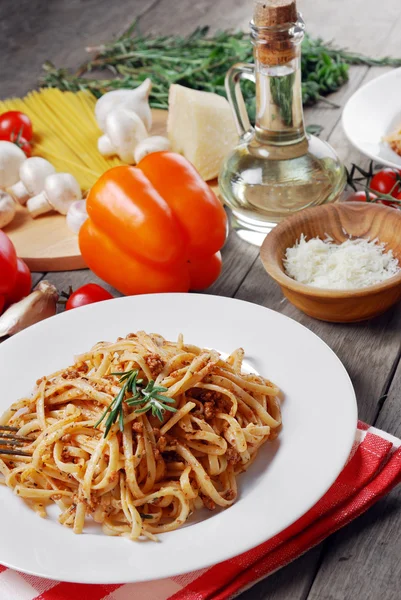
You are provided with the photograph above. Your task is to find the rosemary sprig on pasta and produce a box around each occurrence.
[95,369,177,436]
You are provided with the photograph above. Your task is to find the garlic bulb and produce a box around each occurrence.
[66,200,88,234]
[97,107,148,163]
[134,136,171,164]
[0,281,58,337]
[95,79,152,131]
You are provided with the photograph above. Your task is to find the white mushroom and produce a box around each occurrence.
[134,136,171,164]
[27,173,82,218]
[66,200,88,234]
[98,106,148,163]
[8,157,56,205]
[95,78,152,131]
[0,191,16,228]
[0,141,26,188]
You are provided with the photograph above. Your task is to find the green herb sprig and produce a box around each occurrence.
[41,23,401,119]
[94,369,177,437]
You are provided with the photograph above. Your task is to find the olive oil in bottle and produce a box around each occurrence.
[219,0,346,245]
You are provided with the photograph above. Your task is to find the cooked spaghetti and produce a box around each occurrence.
[383,121,401,157]
[0,331,281,541]
[0,89,123,191]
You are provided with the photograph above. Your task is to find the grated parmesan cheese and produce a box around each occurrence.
[284,234,400,290]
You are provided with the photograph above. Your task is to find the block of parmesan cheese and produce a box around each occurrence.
[167,84,238,181]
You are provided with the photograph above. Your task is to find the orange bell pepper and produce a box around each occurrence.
[79,152,227,296]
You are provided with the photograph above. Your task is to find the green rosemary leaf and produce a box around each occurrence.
[153,394,175,403]
[40,23,401,114]
[134,404,151,414]
[126,397,146,406]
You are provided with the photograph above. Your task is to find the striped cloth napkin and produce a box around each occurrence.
[1,420,400,600]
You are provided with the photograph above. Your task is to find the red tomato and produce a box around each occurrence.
[5,258,31,306]
[0,231,17,295]
[65,283,114,310]
[370,169,401,197]
[0,295,5,315]
[346,191,377,202]
[189,252,222,290]
[0,111,33,141]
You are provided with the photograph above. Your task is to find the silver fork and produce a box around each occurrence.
[0,425,33,457]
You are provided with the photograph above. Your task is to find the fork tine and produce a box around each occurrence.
[0,448,32,457]
[0,433,34,442]
[0,439,25,447]
[0,425,19,432]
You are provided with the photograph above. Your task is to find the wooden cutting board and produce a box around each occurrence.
[5,109,219,272]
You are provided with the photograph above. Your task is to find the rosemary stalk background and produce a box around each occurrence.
[41,24,401,121]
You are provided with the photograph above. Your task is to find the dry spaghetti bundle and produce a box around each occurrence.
[0,89,123,190]
[0,331,281,541]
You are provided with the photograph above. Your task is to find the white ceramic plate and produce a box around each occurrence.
[0,294,357,584]
[342,67,401,168]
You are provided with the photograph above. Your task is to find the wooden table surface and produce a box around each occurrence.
[2,0,401,598]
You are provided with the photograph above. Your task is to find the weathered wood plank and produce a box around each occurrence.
[0,0,161,98]
[301,10,401,600]
[31,272,44,288]
[304,360,401,600]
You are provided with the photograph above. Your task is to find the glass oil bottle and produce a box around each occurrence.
[219,0,346,245]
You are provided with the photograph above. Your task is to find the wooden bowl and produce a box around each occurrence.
[260,202,401,322]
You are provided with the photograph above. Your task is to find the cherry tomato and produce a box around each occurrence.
[65,283,114,310]
[370,169,401,197]
[5,258,31,306]
[0,111,33,141]
[0,231,17,295]
[346,191,378,202]
[188,252,222,290]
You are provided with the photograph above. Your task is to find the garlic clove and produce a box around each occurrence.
[103,106,148,163]
[8,157,56,205]
[0,280,58,337]
[66,200,88,234]
[134,136,171,164]
[98,134,115,157]
[0,191,17,229]
[95,78,153,131]
[0,141,26,188]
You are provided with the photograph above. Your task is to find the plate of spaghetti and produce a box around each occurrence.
[0,293,357,583]
[343,67,401,169]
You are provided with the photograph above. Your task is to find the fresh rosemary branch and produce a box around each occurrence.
[126,379,177,422]
[41,24,401,117]
[94,369,176,437]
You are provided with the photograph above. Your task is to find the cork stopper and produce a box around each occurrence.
[253,0,297,28]
[252,0,299,66]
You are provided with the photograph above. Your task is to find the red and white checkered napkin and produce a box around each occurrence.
[2,420,401,600]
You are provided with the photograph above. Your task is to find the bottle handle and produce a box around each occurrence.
[225,63,255,142]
